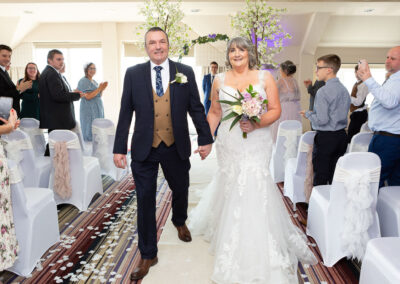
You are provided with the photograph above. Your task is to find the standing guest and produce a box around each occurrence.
[347,64,369,143]
[77,63,108,141]
[18,62,40,120]
[301,54,351,186]
[0,108,20,272]
[270,60,302,142]
[113,27,213,281]
[357,46,400,187]
[202,61,218,114]
[39,49,84,156]
[0,44,32,117]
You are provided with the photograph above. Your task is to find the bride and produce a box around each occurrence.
[188,37,317,284]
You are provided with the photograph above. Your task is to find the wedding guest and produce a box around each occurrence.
[0,109,20,272]
[348,64,369,143]
[18,62,40,120]
[304,79,325,111]
[301,54,350,186]
[77,62,108,141]
[357,46,400,187]
[270,60,302,142]
[202,61,218,114]
[0,44,32,117]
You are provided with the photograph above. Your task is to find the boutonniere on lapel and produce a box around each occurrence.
[171,67,188,84]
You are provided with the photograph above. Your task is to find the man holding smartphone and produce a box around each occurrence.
[357,46,400,187]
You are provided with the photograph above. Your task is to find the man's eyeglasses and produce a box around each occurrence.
[316,65,332,71]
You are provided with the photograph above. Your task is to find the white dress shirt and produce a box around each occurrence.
[0,65,5,72]
[150,59,170,93]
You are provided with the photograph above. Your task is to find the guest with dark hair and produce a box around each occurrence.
[18,62,40,120]
[202,61,218,114]
[271,60,302,141]
[301,54,351,186]
[0,44,32,117]
[77,62,107,141]
[347,64,369,143]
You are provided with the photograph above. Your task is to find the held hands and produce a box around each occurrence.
[113,154,127,169]
[239,120,257,134]
[17,80,33,93]
[99,81,108,92]
[303,79,312,88]
[299,110,307,118]
[194,144,212,160]
[0,109,19,131]
[356,59,372,81]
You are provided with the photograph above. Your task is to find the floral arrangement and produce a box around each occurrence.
[182,34,230,56]
[218,84,268,138]
[137,0,191,58]
[231,0,291,67]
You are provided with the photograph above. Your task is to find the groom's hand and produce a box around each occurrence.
[113,154,127,169]
[194,144,212,160]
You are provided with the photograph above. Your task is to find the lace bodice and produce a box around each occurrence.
[277,76,301,102]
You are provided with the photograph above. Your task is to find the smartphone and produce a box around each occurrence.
[0,97,12,120]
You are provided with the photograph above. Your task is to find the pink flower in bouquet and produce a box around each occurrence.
[243,92,252,102]
[242,98,262,117]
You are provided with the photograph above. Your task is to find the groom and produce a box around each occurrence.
[113,27,213,280]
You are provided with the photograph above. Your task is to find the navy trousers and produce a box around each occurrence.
[368,134,400,188]
[131,142,190,259]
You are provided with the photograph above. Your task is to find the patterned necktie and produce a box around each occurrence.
[154,66,164,97]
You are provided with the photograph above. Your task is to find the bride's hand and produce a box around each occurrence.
[239,120,257,133]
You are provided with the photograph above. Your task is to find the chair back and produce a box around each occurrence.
[71,121,86,152]
[19,118,46,156]
[295,131,316,176]
[349,132,373,152]
[92,118,115,159]
[360,121,372,133]
[8,159,29,217]
[3,129,38,187]
[49,130,84,194]
[328,152,381,259]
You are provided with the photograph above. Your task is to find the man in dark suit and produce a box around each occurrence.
[202,61,218,114]
[0,44,32,117]
[39,49,83,155]
[113,27,213,280]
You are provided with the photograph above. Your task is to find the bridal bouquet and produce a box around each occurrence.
[218,84,268,138]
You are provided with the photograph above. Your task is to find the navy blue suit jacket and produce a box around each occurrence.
[202,73,212,113]
[113,59,213,162]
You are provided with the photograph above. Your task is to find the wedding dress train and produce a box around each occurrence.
[188,71,317,284]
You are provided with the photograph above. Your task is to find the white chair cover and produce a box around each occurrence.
[48,130,103,211]
[270,120,302,183]
[306,152,381,266]
[71,121,92,156]
[348,132,373,153]
[7,159,60,277]
[360,121,372,133]
[377,186,400,237]
[283,131,316,210]
[2,129,51,188]
[360,237,400,284]
[19,118,46,157]
[92,118,128,181]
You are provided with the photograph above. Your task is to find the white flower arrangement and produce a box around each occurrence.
[171,72,188,84]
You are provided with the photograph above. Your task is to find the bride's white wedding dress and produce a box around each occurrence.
[188,71,317,284]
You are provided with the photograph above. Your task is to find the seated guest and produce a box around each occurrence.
[18,62,40,120]
[357,46,400,187]
[348,64,369,143]
[301,54,351,186]
[77,62,108,141]
[0,44,32,118]
[271,60,302,142]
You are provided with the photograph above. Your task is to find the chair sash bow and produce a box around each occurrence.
[92,125,115,171]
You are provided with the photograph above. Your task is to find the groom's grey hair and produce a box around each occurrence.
[225,37,257,70]
[144,27,169,46]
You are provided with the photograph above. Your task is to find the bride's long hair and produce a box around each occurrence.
[225,37,257,70]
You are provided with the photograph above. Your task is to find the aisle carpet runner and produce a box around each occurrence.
[278,183,360,284]
[0,174,172,284]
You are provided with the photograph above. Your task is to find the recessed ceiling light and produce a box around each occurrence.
[191,9,201,13]
[23,10,33,14]
[363,8,374,13]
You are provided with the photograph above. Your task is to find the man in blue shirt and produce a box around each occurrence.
[357,46,400,187]
[301,54,351,185]
[202,61,218,114]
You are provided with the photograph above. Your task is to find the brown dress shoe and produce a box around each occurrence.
[175,224,192,242]
[130,256,158,280]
